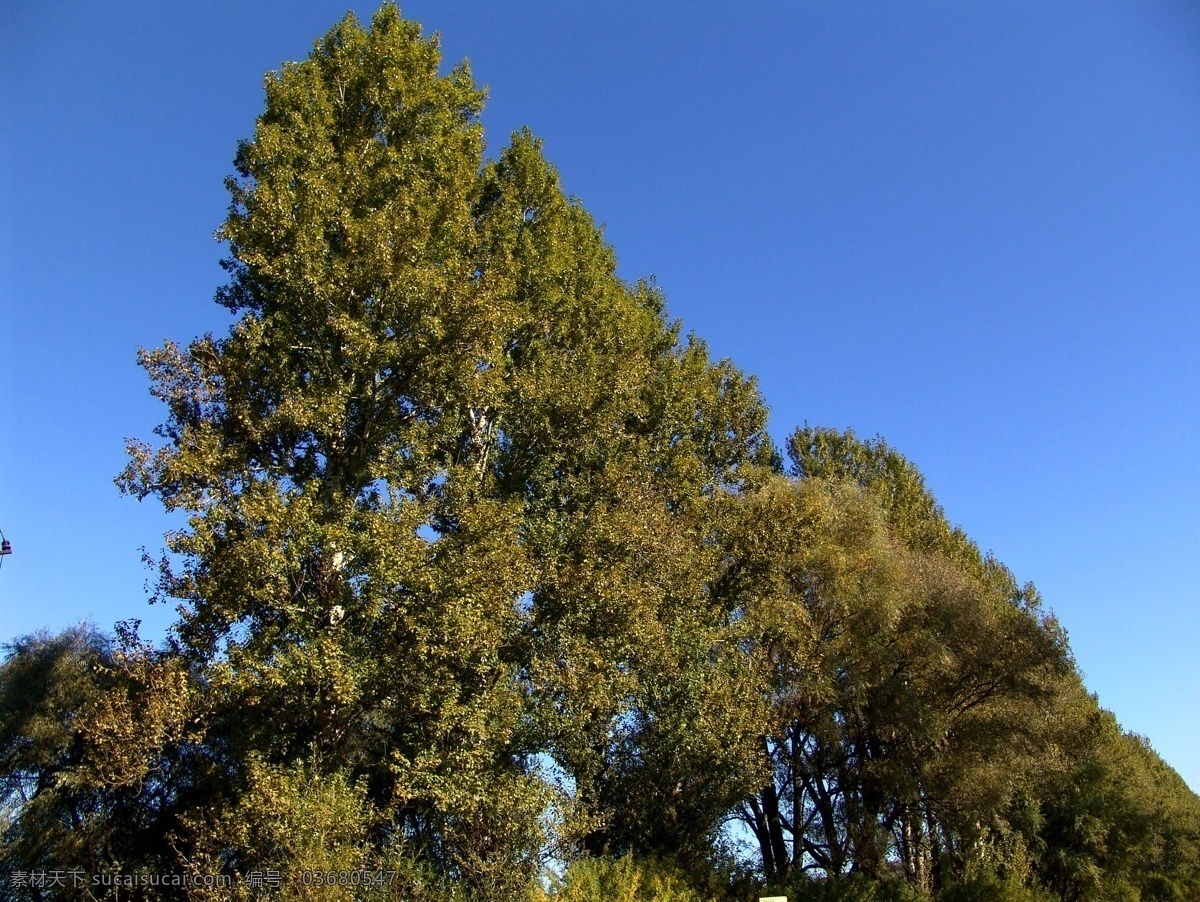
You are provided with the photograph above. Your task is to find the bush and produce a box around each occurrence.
[762,873,923,902]
[936,873,1055,902]
[539,854,707,902]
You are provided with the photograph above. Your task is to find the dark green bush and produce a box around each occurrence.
[936,873,1055,902]
[538,854,707,902]
[763,873,923,902]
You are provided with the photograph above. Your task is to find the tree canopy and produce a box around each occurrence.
[2,6,1197,901]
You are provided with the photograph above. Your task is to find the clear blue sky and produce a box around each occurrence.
[2,2,1197,790]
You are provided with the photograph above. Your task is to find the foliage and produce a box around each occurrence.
[935,872,1055,902]
[1,6,1198,902]
[718,459,1074,887]
[764,872,923,902]
[537,854,706,902]
[1030,697,1200,901]
[186,760,375,897]
[0,623,200,884]
[115,2,768,896]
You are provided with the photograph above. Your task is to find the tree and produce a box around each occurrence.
[719,431,1074,890]
[0,622,199,884]
[1031,691,1200,901]
[116,4,773,894]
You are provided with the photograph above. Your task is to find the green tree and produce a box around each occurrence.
[1031,691,1200,901]
[720,431,1073,890]
[117,4,772,894]
[0,622,200,885]
[472,125,773,864]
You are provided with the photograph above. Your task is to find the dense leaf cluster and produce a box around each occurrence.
[2,7,1197,900]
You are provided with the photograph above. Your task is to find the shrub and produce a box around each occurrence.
[763,873,923,902]
[539,854,707,902]
[936,872,1056,902]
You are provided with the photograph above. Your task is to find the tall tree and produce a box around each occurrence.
[471,128,774,860]
[1030,688,1200,902]
[116,4,773,892]
[720,431,1074,889]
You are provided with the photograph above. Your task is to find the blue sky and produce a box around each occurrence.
[2,2,1197,790]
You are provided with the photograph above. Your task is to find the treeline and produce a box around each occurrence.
[2,7,1197,900]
